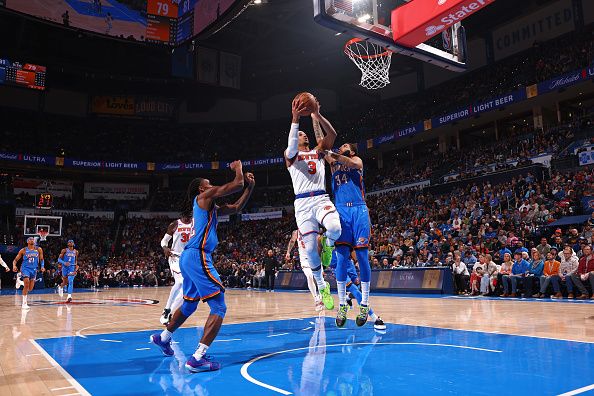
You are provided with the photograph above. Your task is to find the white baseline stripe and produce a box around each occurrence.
[558,383,594,396]
[99,339,122,343]
[267,333,289,338]
[214,338,242,342]
[51,386,75,391]
[136,347,151,351]
[240,342,501,395]
[30,339,91,396]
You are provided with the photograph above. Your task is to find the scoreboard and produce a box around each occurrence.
[36,193,53,210]
[146,0,179,45]
[0,58,46,90]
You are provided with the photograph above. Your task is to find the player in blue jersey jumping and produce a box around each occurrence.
[151,160,255,373]
[57,240,79,303]
[325,142,375,328]
[12,237,45,310]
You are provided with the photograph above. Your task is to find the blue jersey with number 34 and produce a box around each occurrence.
[331,162,365,206]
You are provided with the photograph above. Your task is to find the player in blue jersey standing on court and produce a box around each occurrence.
[12,237,45,310]
[325,142,374,327]
[57,240,78,303]
[151,160,255,373]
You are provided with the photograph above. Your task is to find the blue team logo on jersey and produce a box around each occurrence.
[357,237,368,245]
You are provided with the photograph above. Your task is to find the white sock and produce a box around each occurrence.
[361,281,370,306]
[312,268,326,291]
[160,329,172,342]
[370,311,379,321]
[68,294,72,298]
[23,295,27,304]
[337,281,346,305]
[193,343,209,360]
[326,237,335,248]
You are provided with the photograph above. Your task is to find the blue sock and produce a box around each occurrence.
[68,276,75,294]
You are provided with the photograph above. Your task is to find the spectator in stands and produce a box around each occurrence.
[452,254,469,295]
[462,250,477,270]
[500,252,514,297]
[469,254,485,296]
[539,251,562,298]
[570,244,594,300]
[480,254,498,296]
[506,251,530,297]
[525,249,544,298]
[536,237,551,258]
[556,246,579,298]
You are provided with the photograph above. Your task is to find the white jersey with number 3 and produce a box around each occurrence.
[288,149,326,195]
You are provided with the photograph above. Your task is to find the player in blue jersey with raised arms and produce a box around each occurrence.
[325,142,374,327]
[12,237,45,310]
[151,160,255,373]
[57,240,79,303]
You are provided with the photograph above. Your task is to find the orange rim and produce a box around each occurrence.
[344,38,391,60]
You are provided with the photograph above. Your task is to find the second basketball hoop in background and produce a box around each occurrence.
[344,38,392,90]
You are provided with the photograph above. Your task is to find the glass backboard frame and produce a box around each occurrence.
[313,0,468,71]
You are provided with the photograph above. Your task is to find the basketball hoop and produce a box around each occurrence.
[344,38,392,90]
[38,230,48,242]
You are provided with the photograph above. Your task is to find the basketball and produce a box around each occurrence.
[294,92,317,115]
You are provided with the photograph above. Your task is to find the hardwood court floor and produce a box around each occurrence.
[1,287,593,395]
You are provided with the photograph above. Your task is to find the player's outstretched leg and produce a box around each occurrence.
[302,267,322,311]
[58,276,66,297]
[151,298,197,357]
[335,245,351,327]
[67,275,75,302]
[161,272,183,325]
[303,233,333,310]
[185,294,226,373]
[354,247,371,327]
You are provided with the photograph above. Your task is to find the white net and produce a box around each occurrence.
[344,39,392,90]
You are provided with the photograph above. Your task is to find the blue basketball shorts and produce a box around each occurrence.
[336,204,371,248]
[180,248,225,302]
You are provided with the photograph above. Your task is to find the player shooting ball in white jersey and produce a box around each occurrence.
[159,214,194,325]
[285,92,341,310]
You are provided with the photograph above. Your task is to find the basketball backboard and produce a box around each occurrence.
[24,215,62,238]
[313,0,470,71]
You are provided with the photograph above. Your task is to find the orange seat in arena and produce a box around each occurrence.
[391,0,496,47]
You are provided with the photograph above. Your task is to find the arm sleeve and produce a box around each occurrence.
[161,233,173,248]
[0,255,8,270]
[285,123,299,159]
[40,260,45,269]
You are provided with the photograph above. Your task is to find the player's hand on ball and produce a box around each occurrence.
[245,172,255,186]
[311,98,321,117]
[292,99,310,119]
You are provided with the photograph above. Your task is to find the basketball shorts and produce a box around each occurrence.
[61,263,74,276]
[21,266,37,279]
[336,204,371,248]
[168,255,181,274]
[294,194,336,235]
[180,247,224,302]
